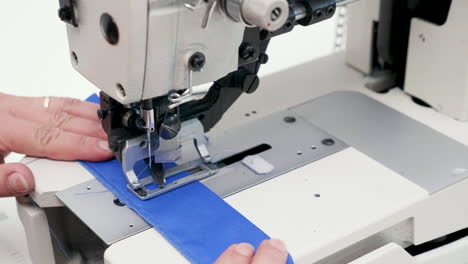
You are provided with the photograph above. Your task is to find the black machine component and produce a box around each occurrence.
[260,0,336,40]
[98,93,177,162]
[295,0,336,26]
[58,0,78,27]
[405,227,468,256]
[373,0,452,90]
[180,0,337,132]
[97,0,338,170]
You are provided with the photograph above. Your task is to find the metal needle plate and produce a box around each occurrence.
[56,179,151,245]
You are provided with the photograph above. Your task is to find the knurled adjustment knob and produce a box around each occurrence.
[241,0,289,31]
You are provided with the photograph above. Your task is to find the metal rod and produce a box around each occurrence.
[336,0,360,6]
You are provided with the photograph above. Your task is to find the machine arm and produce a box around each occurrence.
[180,0,338,132]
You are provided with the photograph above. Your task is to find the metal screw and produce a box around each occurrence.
[71,51,78,65]
[240,44,256,60]
[315,9,324,19]
[419,34,426,42]
[322,138,335,146]
[136,189,147,197]
[189,52,206,72]
[314,194,321,198]
[113,199,126,207]
[116,83,126,97]
[139,141,148,148]
[97,109,108,120]
[284,116,296,123]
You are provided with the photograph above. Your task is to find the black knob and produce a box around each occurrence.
[189,53,206,72]
[97,109,108,120]
[259,53,269,64]
[241,74,260,94]
[159,114,181,140]
[58,7,72,22]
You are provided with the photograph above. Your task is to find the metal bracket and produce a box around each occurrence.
[121,119,216,199]
[129,161,218,200]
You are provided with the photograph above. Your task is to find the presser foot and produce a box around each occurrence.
[128,160,218,200]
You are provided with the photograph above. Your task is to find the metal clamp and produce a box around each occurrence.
[128,161,218,200]
[121,119,217,199]
[169,52,206,109]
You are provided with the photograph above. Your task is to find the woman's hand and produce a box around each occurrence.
[0,93,113,197]
[215,239,289,264]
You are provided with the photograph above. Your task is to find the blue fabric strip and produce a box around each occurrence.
[82,94,293,263]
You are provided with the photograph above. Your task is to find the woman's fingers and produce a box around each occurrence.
[2,115,112,162]
[46,96,101,121]
[0,162,35,197]
[8,104,107,140]
[0,93,113,161]
[2,94,101,122]
[215,240,289,264]
[251,239,288,264]
[214,243,255,264]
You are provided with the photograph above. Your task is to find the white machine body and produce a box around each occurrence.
[65,0,244,104]
[405,0,468,121]
[347,0,468,122]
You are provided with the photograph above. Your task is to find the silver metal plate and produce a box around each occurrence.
[296,91,468,193]
[56,100,347,245]
[56,180,151,245]
[202,107,348,197]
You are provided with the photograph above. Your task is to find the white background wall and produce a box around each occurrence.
[0,1,339,263]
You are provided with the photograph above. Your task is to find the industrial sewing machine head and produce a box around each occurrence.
[57,0,338,199]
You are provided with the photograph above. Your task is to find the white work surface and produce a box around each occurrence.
[105,147,428,263]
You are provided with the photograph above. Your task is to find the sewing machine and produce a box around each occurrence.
[16,0,468,263]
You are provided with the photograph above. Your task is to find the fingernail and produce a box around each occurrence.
[235,243,254,257]
[98,141,111,152]
[8,173,30,193]
[269,239,287,253]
